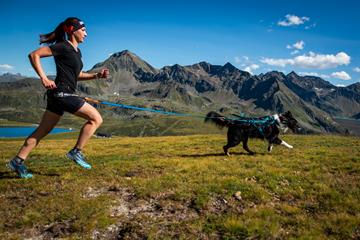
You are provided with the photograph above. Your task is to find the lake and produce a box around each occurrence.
[0,126,73,138]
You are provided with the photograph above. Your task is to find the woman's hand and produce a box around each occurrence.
[41,78,57,89]
[98,69,110,79]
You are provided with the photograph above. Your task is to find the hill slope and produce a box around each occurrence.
[0,134,359,239]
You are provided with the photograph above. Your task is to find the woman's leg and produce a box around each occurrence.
[17,110,61,160]
[72,102,103,150]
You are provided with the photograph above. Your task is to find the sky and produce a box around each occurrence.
[0,0,359,86]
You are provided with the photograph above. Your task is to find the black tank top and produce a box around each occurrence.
[49,41,83,93]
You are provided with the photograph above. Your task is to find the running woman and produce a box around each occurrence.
[8,17,109,178]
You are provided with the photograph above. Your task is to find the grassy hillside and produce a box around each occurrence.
[0,134,359,239]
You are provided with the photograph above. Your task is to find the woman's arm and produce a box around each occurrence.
[78,71,100,81]
[78,69,109,81]
[28,47,57,89]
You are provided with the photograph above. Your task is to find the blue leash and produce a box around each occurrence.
[85,97,206,118]
[100,101,204,118]
[85,97,276,125]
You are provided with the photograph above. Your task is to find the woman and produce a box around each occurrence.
[8,17,109,178]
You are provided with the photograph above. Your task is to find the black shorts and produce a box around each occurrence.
[46,91,85,116]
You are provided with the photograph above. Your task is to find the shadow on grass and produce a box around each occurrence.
[31,171,60,177]
[0,171,18,179]
[0,170,60,179]
[180,152,266,158]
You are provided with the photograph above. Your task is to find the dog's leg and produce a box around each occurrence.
[274,137,293,149]
[224,127,242,156]
[223,145,231,156]
[280,140,293,149]
[268,143,273,152]
[243,137,255,155]
[224,140,242,156]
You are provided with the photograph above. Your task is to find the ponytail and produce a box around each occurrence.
[39,21,66,44]
[39,17,84,45]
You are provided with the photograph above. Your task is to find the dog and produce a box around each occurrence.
[205,111,300,155]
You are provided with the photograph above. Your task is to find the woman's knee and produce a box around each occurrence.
[90,114,103,127]
[96,115,103,127]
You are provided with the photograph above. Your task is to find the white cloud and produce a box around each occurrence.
[244,64,259,74]
[353,67,360,73]
[331,71,351,80]
[299,72,330,79]
[293,41,305,50]
[261,58,292,67]
[291,50,300,55]
[287,41,305,50]
[336,84,345,87]
[0,64,14,70]
[261,52,351,69]
[278,14,310,27]
[234,57,241,63]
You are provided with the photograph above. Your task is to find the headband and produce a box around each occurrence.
[63,20,85,34]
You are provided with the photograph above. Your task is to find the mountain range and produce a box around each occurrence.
[1,50,360,135]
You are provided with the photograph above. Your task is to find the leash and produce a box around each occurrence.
[84,97,206,118]
[44,91,280,128]
[84,97,278,131]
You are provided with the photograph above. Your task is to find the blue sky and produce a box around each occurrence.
[1,0,359,86]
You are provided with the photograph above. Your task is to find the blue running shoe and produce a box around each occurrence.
[66,148,91,169]
[7,157,33,179]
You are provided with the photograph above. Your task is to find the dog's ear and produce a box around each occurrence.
[284,111,292,118]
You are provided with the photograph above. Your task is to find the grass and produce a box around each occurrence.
[0,134,359,239]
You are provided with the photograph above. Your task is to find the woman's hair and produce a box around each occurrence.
[39,17,84,44]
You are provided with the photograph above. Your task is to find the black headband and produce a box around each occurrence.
[64,20,85,33]
[72,20,85,32]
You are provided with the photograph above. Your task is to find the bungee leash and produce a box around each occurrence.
[84,97,205,118]
[83,97,277,126]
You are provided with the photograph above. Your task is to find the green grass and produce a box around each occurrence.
[0,134,359,239]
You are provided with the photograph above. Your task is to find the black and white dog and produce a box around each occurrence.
[205,111,300,155]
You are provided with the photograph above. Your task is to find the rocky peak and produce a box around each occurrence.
[92,49,158,74]
[221,62,237,71]
[262,71,286,81]
[286,71,299,79]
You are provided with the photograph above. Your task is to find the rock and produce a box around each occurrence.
[233,191,242,201]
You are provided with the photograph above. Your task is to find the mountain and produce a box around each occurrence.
[77,50,160,95]
[0,73,25,82]
[1,50,359,135]
[0,78,46,122]
[346,82,360,95]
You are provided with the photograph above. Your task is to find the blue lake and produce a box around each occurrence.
[0,127,73,138]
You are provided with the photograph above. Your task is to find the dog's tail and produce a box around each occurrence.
[205,111,232,128]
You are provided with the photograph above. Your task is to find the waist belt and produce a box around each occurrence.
[54,92,79,98]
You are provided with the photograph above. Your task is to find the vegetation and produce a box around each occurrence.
[0,133,359,239]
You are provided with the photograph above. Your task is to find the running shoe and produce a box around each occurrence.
[66,148,92,169]
[7,157,33,179]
